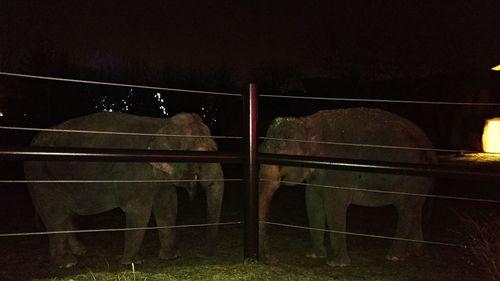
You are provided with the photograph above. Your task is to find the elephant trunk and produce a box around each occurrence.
[258,164,281,263]
[200,163,224,256]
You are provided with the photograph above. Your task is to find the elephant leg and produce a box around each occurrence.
[30,187,78,267]
[324,191,351,267]
[408,205,424,257]
[387,204,415,261]
[305,184,326,259]
[258,178,278,264]
[47,217,78,268]
[153,187,180,260]
[68,234,86,257]
[200,164,224,257]
[67,219,87,257]
[121,203,153,265]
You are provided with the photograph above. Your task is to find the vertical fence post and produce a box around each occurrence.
[244,84,259,259]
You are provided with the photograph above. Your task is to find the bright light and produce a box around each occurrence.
[0,112,3,117]
[492,65,500,71]
[482,118,500,153]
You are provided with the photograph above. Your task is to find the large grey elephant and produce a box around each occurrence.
[24,112,224,268]
[259,107,436,267]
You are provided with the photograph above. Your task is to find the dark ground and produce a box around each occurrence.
[0,160,498,280]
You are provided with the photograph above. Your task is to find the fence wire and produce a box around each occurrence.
[261,93,500,106]
[0,125,243,140]
[0,221,243,238]
[259,136,475,154]
[0,178,242,184]
[259,179,500,204]
[261,221,463,248]
[0,72,241,97]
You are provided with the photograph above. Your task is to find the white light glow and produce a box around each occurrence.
[482,118,500,153]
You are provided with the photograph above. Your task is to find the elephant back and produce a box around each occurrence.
[30,112,217,152]
[304,108,437,164]
[31,112,165,150]
[150,112,218,151]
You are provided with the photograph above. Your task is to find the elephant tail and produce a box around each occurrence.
[34,211,44,230]
[422,143,437,226]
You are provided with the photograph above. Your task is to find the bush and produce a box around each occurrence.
[460,212,500,281]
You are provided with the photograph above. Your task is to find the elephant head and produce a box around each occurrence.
[258,116,318,262]
[149,113,218,197]
[149,113,224,256]
[259,117,319,184]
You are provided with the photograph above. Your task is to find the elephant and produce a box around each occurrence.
[24,111,224,268]
[258,107,437,267]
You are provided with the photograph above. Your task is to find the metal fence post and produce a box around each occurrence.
[243,84,258,259]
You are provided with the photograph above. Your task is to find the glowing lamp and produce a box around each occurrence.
[482,118,500,153]
[492,65,500,71]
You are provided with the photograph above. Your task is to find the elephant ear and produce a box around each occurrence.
[150,162,174,175]
[149,113,216,175]
[303,116,323,157]
[187,113,218,151]
[148,113,193,175]
[259,117,295,153]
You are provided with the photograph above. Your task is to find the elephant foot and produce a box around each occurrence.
[306,248,327,259]
[122,262,143,272]
[159,249,181,260]
[409,244,424,257]
[260,253,279,265]
[68,236,87,257]
[54,254,78,269]
[70,244,87,257]
[121,256,143,266]
[327,256,351,267]
[385,254,407,262]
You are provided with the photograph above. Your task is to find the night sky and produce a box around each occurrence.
[1,0,500,80]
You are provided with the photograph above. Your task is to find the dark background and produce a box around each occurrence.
[1,0,500,146]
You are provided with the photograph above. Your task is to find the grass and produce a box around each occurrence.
[13,221,483,281]
[0,183,494,280]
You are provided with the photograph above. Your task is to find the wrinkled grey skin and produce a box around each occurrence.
[24,112,224,268]
[259,108,436,266]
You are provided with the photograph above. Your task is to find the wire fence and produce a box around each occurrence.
[261,93,500,106]
[259,136,477,154]
[0,222,243,238]
[0,71,241,97]
[261,221,462,248]
[0,179,242,184]
[0,125,243,140]
[259,179,500,204]
[1,71,499,258]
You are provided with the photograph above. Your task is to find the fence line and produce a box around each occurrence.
[1,74,496,259]
[262,221,463,248]
[260,136,474,154]
[261,93,500,106]
[0,221,243,238]
[0,178,242,184]
[2,71,498,106]
[0,72,241,97]
[260,179,500,204]
[0,125,243,140]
